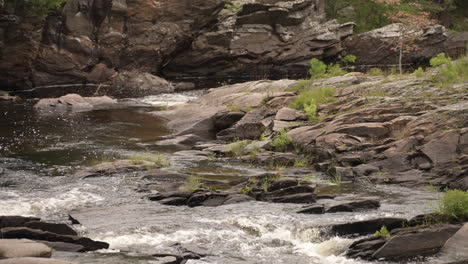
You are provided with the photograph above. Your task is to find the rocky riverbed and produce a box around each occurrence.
[0,67,467,263]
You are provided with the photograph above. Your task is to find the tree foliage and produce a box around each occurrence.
[325,0,467,33]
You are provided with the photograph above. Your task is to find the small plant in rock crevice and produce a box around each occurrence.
[186,175,202,192]
[238,186,253,195]
[128,153,170,167]
[375,225,391,238]
[271,129,292,152]
[228,140,250,157]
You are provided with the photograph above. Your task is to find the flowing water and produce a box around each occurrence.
[0,93,441,264]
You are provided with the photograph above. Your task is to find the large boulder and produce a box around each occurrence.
[440,223,468,262]
[0,239,52,258]
[111,71,174,97]
[0,258,75,264]
[344,23,452,68]
[372,224,461,261]
[163,0,354,80]
[34,94,118,112]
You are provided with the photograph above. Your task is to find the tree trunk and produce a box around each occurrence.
[399,37,403,75]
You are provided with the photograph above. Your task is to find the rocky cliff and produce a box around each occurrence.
[0,0,354,97]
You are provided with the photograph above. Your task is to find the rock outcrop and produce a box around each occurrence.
[163,0,354,81]
[0,0,224,95]
[344,23,467,69]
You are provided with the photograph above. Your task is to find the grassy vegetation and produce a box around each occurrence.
[271,129,292,152]
[186,175,202,192]
[238,186,253,195]
[430,53,468,86]
[224,0,243,11]
[293,158,308,168]
[413,67,425,78]
[375,225,391,238]
[308,58,347,80]
[289,86,336,122]
[436,189,468,219]
[128,153,170,167]
[227,140,250,157]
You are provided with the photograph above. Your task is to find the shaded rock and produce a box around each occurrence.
[267,178,299,192]
[0,258,75,264]
[213,110,246,132]
[373,224,461,260]
[0,216,40,228]
[187,193,229,207]
[297,204,325,214]
[269,193,316,204]
[326,200,380,213]
[422,130,460,165]
[39,241,84,252]
[147,191,193,201]
[159,197,189,206]
[164,1,354,80]
[223,194,255,205]
[344,23,449,68]
[346,236,386,260]
[330,218,407,236]
[353,164,379,177]
[0,227,109,251]
[152,106,225,139]
[111,71,174,97]
[440,223,468,262]
[263,185,315,200]
[0,239,52,258]
[24,222,77,236]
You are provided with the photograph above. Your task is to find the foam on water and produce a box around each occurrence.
[0,187,104,216]
[141,93,198,107]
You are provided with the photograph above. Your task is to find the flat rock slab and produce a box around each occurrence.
[441,223,468,262]
[373,224,461,260]
[330,217,406,236]
[0,258,75,264]
[326,200,380,213]
[0,239,52,258]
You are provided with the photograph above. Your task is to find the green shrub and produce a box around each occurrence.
[271,129,292,152]
[228,140,250,157]
[413,67,424,78]
[430,53,451,67]
[26,0,68,17]
[375,225,391,238]
[304,103,317,121]
[309,58,328,79]
[437,189,468,219]
[343,55,357,65]
[327,63,347,77]
[290,80,312,93]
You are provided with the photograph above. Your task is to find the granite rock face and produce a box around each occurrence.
[163,0,354,81]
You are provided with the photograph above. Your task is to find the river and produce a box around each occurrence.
[0,93,440,264]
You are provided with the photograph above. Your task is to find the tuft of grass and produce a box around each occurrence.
[367,67,384,76]
[375,225,391,238]
[259,132,267,141]
[186,175,202,192]
[271,129,292,152]
[228,140,250,157]
[289,86,335,122]
[129,153,170,167]
[413,67,425,78]
[328,173,342,186]
[294,158,308,168]
[238,186,253,195]
[436,189,468,219]
[248,177,259,184]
